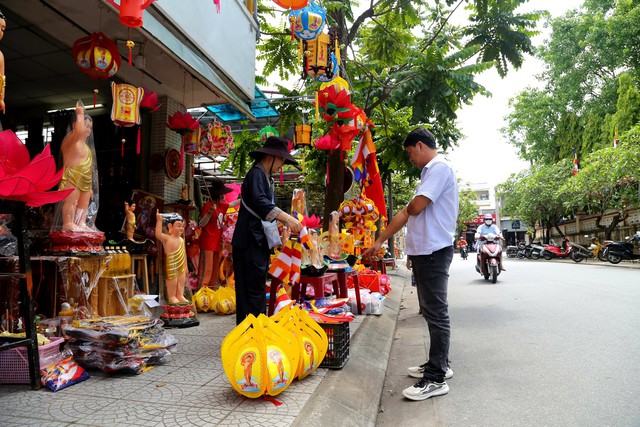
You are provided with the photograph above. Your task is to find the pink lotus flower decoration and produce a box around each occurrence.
[303,214,322,229]
[167,111,199,135]
[140,90,161,113]
[0,130,74,207]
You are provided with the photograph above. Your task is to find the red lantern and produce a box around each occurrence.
[72,33,121,80]
[104,0,159,28]
[273,0,309,10]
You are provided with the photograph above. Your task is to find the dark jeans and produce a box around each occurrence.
[410,245,454,382]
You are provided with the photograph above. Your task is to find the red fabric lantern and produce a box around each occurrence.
[104,0,158,28]
[72,33,121,80]
[273,0,309,10]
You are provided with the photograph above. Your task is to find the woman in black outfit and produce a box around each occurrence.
[232,136,302,325]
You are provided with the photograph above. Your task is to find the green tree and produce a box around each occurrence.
[457,186,478,236]
[255,0,543,228]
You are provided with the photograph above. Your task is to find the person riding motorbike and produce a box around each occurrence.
[475,214,504,269]
[457,236,468,259]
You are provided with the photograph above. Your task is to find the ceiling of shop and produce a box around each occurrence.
[0,0,243,127]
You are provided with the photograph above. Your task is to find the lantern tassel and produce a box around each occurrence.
[315,90,319,122]
[335,38,340,66]
[280,168,284,185]
[180,143,184,171]
[136,127,141,155]
[121,138,125,158]
[290,16,295,41]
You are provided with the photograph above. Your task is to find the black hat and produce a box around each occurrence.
[249,136,298,165]
[209,178,233,195]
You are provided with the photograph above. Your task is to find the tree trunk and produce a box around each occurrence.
[322,149,345,231]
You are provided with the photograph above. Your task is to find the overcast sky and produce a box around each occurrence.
[448,0,585,188]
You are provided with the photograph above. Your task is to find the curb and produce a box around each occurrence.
[292,268,405,427]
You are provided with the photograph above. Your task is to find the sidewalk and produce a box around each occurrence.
[0,267,408,426]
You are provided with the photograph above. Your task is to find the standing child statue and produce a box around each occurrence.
[124,201,136,240]
[156,210,189,304]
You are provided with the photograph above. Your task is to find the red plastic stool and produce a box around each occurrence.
[293,272,339,301]
[331,269,362,315]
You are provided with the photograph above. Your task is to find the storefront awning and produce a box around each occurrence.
[206,87,277,122]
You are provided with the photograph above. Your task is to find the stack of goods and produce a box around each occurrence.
[62,316,176,374]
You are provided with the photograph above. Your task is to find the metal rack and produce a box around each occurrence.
[0,201,41,389]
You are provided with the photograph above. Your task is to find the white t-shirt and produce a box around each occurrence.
[405,154,459,256]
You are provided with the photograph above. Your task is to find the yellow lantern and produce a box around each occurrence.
[294,124,312,146]
[304,33,330,77]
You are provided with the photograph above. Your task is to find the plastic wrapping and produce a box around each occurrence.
[40,348,90,392]
[51,100,100,232]
[62,316,176,374]
[0,214,17,256]
[53,256,109,319]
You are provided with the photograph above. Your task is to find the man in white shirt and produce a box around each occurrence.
[363,127,458,401]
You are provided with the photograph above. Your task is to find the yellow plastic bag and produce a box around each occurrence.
[220,314,300,398]
[193,286,216,313]
[212,286,236,315]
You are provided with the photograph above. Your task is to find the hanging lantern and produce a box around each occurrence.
[111,83,144,127]
[289,1,325,40]
[316,53,339,83]
[303,32,330,78]
[104,0,158,28]
[184,126,202,155]
[258,125,279,142]
[294,124,312,147]
[273,0,309,10]
[72,33,120,80]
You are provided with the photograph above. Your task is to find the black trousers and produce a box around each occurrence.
[233,242,270,325]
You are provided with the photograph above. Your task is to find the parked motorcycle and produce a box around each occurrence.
[506,244,518,258]
[475,233,503,283]
[605,231,640,264]
[517,242,543,260]
[569,242,596,262]
[542,238,572,260]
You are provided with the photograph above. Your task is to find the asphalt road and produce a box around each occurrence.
[378,256,640,427]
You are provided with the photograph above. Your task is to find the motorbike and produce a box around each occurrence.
[516,242,544,260]
[506,244,518,258]
[570,238,608,262]
[569,242,596,262]
[460,244,468,260]
[604,231,640,264]
[542,238,573,260]
[474,233,503,283]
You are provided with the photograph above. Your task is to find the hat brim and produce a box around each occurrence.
[210,186,234,195]
[249,147,298,165]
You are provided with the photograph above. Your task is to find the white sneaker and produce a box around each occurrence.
[402,378,449,401]
[407,362,453,379]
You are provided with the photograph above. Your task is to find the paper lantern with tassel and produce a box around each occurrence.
[289,1,325,40]
[273,0,309,10]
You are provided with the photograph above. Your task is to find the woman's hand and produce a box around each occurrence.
[286,216,302,233]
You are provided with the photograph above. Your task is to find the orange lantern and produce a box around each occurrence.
[273,0,309,10]
[104,0,158,28]
[294,124,312,146]
[72,33,120,80]
[304,33,330,77]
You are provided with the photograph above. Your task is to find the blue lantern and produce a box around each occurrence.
[316,53,339,83]
[290,1,326,41]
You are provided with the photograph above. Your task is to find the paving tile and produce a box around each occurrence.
[160,406,230,426]
[164,352,209,368]
[157,364,224,386]
[83,399,166,426]
[176,376,243,410]
[217,412,297,426]
[44,395,116,424]
[173,335,223,355]
[234,389,313,417]
[0,414,73,426]
[112,381,204,407]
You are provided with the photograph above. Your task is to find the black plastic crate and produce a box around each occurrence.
[319,321,350,369]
